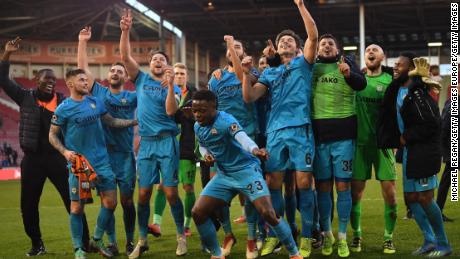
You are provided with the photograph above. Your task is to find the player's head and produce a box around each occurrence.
[65,69,89,96]
[318,34,340,60]
[275,29,301,57]
[365,44,385,71]
[174,63,188,88]
[258,56,269,72]
[393,51,416,80]
[149,50,169,77]
[430,65,440,76]
[226,39,245,66]
[107,62,128,89]
[192,90,217,126]
[35,69,56,95]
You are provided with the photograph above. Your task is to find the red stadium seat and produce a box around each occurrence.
[0,102,22,160]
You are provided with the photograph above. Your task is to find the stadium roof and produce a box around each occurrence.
[0,0,169,42]
[0,0,451,57]
[144,0,451,56]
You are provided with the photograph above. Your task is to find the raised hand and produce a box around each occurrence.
[4,37,21,53]
[242,56,253,73]
[338,56,351,78]
[263,39,276,58]
[294,0,304,7]
[224,35,235,50]
[120,8,133,31]
[78,26,91,42]
[252,148,269,161]
[161,66,175,87]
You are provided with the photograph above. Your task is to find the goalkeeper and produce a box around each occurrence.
[350,44,397,254]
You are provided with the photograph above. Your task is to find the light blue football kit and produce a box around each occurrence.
[52,95,116,249]
[194,111,299,257]
[135,71,181,188]
[133,70,184,238]
[92,82,137,195]
[258,55,315,173]
[195,111,268,202]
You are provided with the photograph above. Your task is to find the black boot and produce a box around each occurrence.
[26,240,46,256]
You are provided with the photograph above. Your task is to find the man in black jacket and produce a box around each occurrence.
[0,38,89,256]
[378,54,451,257]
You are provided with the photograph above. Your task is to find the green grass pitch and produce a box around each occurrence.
[0,164,458,258]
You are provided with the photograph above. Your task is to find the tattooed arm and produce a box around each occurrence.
[49,124,76,163]
[101,113,138,128]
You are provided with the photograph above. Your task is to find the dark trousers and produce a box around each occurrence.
[20,152,90,246]
[436,162,453,211]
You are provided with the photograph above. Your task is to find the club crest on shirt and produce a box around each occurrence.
[376,85,384,92]
[211,128,218,135]
[90,103,96,109]
[71,187,77,194]
[230,123,239,133]
[121,98,127,104]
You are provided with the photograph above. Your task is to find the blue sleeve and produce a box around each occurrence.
[134,70,147,91]
[302,57,314,71]
[129,91,137,107]
[258,69,271,88]
[225,115,243,138]
[294,55,313,72]
[51,104,67,126]
[208,77,217,93]
[96,97,107,115]
[91,81,108,98]
[194,123,200,136]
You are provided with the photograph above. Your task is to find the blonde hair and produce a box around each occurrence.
[174,62,187,70]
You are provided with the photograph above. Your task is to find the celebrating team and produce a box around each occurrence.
[0,0,453,259]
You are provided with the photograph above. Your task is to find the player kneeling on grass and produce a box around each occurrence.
[49,69,137,259]
[191,90,302,259]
